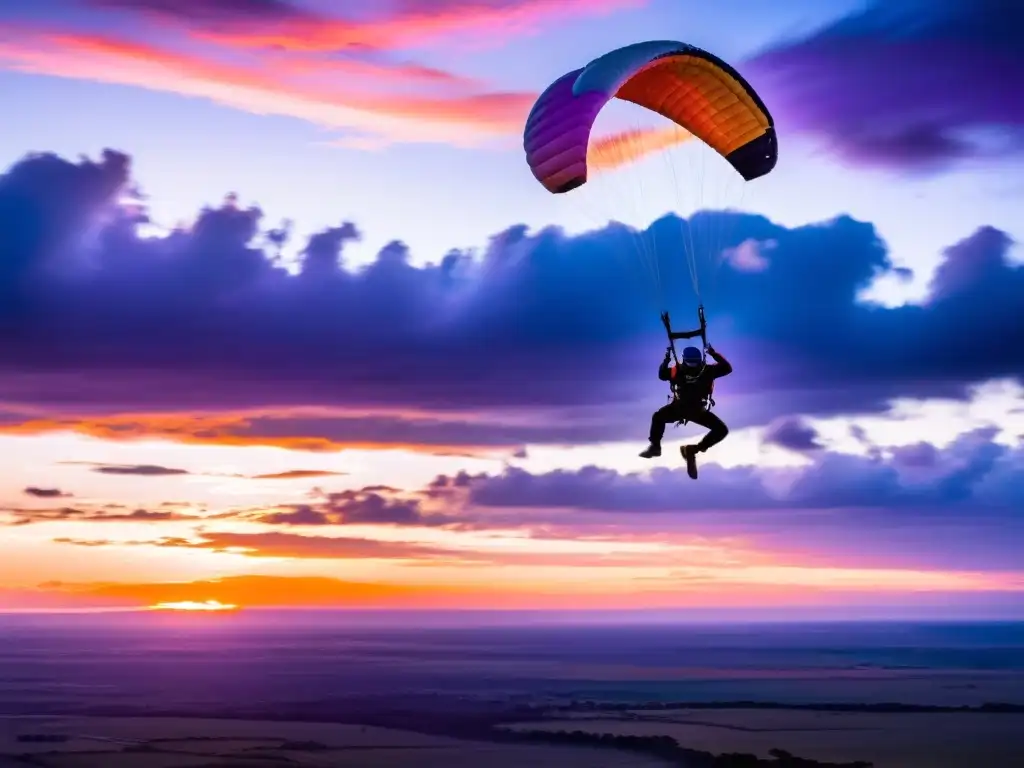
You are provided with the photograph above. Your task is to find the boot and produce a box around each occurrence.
[680,444,699,479]
[639,442,662,459]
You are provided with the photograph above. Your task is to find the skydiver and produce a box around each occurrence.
[639,343,732,480]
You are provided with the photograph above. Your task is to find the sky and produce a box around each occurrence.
[1,0,1023,617]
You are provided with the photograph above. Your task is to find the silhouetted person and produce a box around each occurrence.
[639,343,732,478]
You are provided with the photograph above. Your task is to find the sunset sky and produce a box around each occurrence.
[1,0,1022,617]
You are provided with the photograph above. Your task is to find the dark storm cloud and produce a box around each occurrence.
[749,0,1024,172]
[0,149,1021,447]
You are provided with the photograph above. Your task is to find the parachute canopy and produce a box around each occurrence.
[524,40,776,194]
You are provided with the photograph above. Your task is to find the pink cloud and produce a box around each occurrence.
[0,28,534,144]
[93,0,646,52]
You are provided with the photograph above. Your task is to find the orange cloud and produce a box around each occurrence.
[44,530,1024,597]
[0,406,517,454]
[11,569,1022,613]
[42,29,480,93]
[3,506,199,526]
[51,531,678,570]
[39,574,532,609]
[10,577,596,613]
[0,29,534,145]
[58,531,454,560]
[588,126,693,173]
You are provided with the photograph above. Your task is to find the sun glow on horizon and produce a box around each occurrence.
[149,599,240,612]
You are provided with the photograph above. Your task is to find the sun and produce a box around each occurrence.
[149,599,240,612]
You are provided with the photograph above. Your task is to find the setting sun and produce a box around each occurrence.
[149,600,240,612]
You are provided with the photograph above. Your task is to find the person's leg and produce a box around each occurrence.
[641,403,681,458]
[686,409,729,453]
[677,408,729,479]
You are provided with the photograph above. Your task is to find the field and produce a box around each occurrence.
[0,716,671,768]
[504,708,1024,768]
[0,615,1021,767]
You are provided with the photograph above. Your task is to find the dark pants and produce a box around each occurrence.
[649,401,729,452]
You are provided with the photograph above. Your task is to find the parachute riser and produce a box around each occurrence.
[661,311,680,365]
[661,305,708,353]
[661,306,711,408]
[698,304,708,359]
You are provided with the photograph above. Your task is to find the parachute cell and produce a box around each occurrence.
[523,40,776,194]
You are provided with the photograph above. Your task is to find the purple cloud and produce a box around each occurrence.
[257,489,464,528]
[763,416,823,452]
[0,149,1022,448]
[749,0,1024,171]
[23,487,71,498]
[258,505,331,526]
[2,505,196,525]
[13,425,1021,573]
[86,0,306,23]
[91,464,189,476]
[420,427,1024,572]
[445,428,1023,513]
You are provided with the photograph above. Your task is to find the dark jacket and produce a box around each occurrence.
[658,348,732,406]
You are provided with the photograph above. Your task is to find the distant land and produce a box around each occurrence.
[1,614,1020,767]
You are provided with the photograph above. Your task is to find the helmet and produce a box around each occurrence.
[681,346,703,367]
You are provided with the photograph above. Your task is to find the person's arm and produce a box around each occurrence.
[706,344,733,378]
[658,349,674,381]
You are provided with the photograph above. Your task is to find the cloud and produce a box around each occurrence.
[23,486,71,498]
[411,427,1024,574]
[256,488,464,528]
[14,573,496,610]
[0,148,1022,448]
[2,1,640,147]
[92,0,643,52]
[40,535,1023,608]
[762,416,823,453]
[251,470,346,480]
[8,483,465,533]
[270,54,483,90]
[256,505,331,526]
[749,0,1024,172]
[9,573,619,610]
[88,0,312,26]
[3,505,197,525]
[56,530,455,560]
[0,28,533,146]
[59,461,341,480]
[19,426,1024,601]
[3,408,580,454]
[722,239,774,273]
[51,537,112,547]
[91,463,189,476]
[450,427,1024,513]
[7,425,1020,574]
[7,573,1019,614]
[52,530,673,569]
